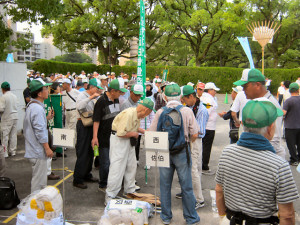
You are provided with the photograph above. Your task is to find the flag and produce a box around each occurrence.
[137,0,146,98]
[237,37,255,69]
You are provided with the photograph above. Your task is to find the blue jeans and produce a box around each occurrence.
[99,147,110,188]
[159,148,200,224]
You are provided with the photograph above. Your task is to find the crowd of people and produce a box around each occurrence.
[0,68,299,224]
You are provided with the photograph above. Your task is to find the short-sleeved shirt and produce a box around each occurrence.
[62,89,80,110]
[283,96,300,129]
[200,92,218,130]
[216,144,299,218]
[120,97,138,111]
[93,92,120,148]
[111,107,140,137]
[230,91,249,121]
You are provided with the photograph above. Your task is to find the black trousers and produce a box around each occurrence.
[202,130,215,170]
[73,120,94,184]
[278,94,283,106]
[285,128,300,162]
[135,135,142,161]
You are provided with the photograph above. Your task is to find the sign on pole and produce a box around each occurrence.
[52,128,76,148]
[137,0,146,98]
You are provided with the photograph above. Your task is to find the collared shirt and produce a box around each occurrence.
[200,92,218,130]
[112,107,140,137]
[76,91,95,113]
[120,97,138,111]
[62,89,80,110]
[0,91,18,121]
[230,91,249,121]
[93,92,120,147]
[149,100,199,142]
[188,99,209,138]
[24,99,48,159]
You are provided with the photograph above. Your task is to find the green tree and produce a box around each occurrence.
[156,0,247,66]
[52,52,93,63]
[247,0,300,68]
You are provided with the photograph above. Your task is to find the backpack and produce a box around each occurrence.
[157,105,187,155]
[0,177,20,209]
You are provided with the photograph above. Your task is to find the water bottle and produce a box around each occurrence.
[94,145,99,157]
[297,163,300,173]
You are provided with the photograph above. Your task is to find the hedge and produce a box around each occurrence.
[33,59,300,94]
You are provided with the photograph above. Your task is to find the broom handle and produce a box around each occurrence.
[262,46,264,75]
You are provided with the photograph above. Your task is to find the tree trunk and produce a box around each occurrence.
[273,55,279,68]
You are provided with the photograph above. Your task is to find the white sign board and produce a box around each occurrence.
[144,131,168,151]
[109,199,137,210]
[146,150,169,168]
[53,128,76,148]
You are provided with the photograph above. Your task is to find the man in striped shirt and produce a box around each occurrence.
[215,100,299,225]
[180,85,209,209]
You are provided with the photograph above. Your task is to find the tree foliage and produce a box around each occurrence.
[52,52,93,63]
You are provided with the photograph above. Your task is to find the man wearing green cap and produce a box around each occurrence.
[233,68,286,159]
[73,78,102,189]
[23,78,54,192]
[105,98,154,205]
[120,84,144,111]
[283,82,300,166]
[149,83,200,225]
[181,85,208,209]
[92,78,125,191]
[0,81,19,158]
[215,100,299,225]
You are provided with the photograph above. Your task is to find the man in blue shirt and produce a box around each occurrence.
[181,85,209,209]
[23,78,54,193]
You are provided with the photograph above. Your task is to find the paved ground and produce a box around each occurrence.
[0,94,299,225]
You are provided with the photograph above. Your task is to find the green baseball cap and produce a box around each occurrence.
[89,78,103,89]
[109,78,127,93]
[289,82,299,92]
[165,83,181,97]
[242,100,283,128]
[131,84,144,95]
[139,97,156,112]
[182,85,195,96]
[29,78,52,92]
[233,69,265,86]
[1,81,10,89]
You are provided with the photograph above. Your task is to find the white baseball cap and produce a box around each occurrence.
[131,84,144,95]
[187,82,194,87]
[62,78,71,84]
[123,78,129,82]
[204,82,220,91]
[155,78,162,83]
[99,75,108,80]
[232,86,243,93]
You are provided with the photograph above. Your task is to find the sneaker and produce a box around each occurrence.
[48,172,60,180]
[175,193,182,199]
[161,219,171,224]
[135,185,141,191]
[195,201,205,209]
[289,161,299,166]
[105,196,113,206]
[73,182,87,189]
[202,169,215,175]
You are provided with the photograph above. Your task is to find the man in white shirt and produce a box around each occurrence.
[0,82,19,157]
[62,79,80,130]
[277,81,285,106]
[200,82,220,175]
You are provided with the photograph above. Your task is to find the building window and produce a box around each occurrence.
[17,56,24,61]
[25,51,30,55]
[25,57,31,61]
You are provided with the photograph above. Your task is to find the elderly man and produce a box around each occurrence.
[283,83,300,166]
[233,68,285,159]
[200,82,220,175]
[99,75,108,91]
[120,84,143,111]
[216,100,299,225]
[149,83,200,225]
[62,78,80,130]
[180,85,209,209]
[92,78,126,190]
[0,82,18,158]
[23,79,54,192]
[73,78,102,189]
[105,98,155,205]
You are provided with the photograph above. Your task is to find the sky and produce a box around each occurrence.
[17,22,43,42]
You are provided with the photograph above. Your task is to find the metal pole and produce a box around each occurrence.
[109,42,111,75]
[63,148,65,225]
[154,150,158,225]
[262,46,264,75]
